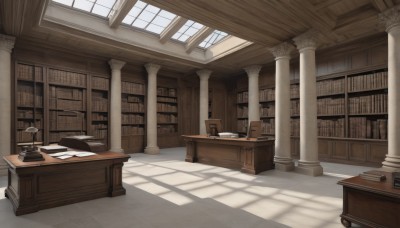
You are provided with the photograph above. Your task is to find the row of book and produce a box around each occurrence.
[290,84,299,98]
[122,114,144,124]
[122,81,145,95]
[157,97,177,103]
[291,100,300,116]
[317,98,345,115]
[348,71,388,92]
[49,98,86,111]
[317,119,345,137]
[49,131,81,143]
[49,111,86,131]
[262,119,275,135]
[237,106,248,118]
[317,78,345,96]
[92,113,108,121]
[260,105,275,117]
[49,69,86,87]
[17,83,43,107]
[122,102,145,112]
[17,64,43,82]
[91,123,107,130]
[157,87,177,97]
[348,94,387,114]
[122,125,144,135]
[50,86,84,100]
[157,114,177,123]
[17,120,42,129]
[291,119,299,136]
[92,128,107,140]
[17,130,43,142]
[260,88,275,102]
[92,97,108,112]
[237,91,248,103]
[349,117,387,139]
[124,95,143,103]
[17,110,42,119]
[157,125,177,134]
[157,103,177,112]
[92,77,109,90]
[237,119,248,133]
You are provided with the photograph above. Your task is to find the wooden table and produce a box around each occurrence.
[338,172,400,227]
[182,135,274,174]
[3,152,130,215]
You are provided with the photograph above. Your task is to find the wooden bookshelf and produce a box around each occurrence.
[13,62,111,153]
[121,80,145,153]
[157,86,178,135]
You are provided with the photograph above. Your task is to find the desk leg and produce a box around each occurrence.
[341,217,351,227]
[185,141,197,162]
[109,163,126,197]
[241,147,256,175]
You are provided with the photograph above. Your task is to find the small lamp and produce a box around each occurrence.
[18,126,44,162]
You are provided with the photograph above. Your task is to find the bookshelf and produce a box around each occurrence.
[13,62,111,153]
[209,89,213,118]
[121,80,145,153]
[157,86,178,135]
[15,64,44,152]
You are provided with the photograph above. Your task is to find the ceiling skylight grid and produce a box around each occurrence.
[122,0,177,35]
[199,30,229,48]
[171,20,204,42]
[52,0,117,18]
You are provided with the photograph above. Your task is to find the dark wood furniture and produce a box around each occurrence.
[182,135,274,174]
[3,151,130,216]
[338,172,400,227]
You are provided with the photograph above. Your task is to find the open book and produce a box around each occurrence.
[48,151,96,160]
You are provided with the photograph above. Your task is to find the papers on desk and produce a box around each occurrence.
[49,151,96,159]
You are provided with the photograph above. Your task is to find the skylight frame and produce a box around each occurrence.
[52,0,117,18]
[122,0,177,35]
[198,30,229,49]
[171,20,204,43]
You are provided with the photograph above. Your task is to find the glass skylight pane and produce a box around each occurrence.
[137,10,157,23]
[133,19,149,29]
[122,15,135,25]
[73,0,94,12]
[96,0,115,8]
[146,24,164,34]
[198,30,229,49]
[136,0,147,9]
[159,11,176,20]
[145,5,160,13]
[172,20,204,42]
[126,7,142,21]
[92,4,109,17]
[152,16,170,27]
[53,0,73,6]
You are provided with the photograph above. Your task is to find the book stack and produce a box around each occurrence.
[360,170,386,182]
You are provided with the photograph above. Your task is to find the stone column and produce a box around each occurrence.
[244,65,262,122]
[145,63,161,154]
[269,42,295,171]
[197,69,212,135]
[380,6,400,169]
[293,31,323,176]
[108,59,126,152]
[0,34,15,175]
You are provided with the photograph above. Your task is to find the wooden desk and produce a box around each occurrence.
[338,172,400,227]
[182,135,274,174]
[3,152,130,215]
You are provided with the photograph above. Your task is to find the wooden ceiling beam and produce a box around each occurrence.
[109,0,137,28]
[185,27,214,54]
[159,16,187,44]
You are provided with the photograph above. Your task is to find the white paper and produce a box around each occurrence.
[57,155,73,159]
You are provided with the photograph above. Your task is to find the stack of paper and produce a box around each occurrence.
[359,170,386,182]
[49,151,96,160]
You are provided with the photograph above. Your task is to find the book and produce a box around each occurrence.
[40,145,68,153]
[359,170,386,182]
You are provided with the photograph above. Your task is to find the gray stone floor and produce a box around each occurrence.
[0,147,373,228]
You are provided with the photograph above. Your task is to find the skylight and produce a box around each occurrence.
[52,0,117,18]
[172,20,204,42]
[199,30,229,48]
[122,0,176,35]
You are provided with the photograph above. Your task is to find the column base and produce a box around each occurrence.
[296,161,323,176]
[109,148,124,153]
[382,154,400,169]
[274,156,294,171]
[145,146,160,155]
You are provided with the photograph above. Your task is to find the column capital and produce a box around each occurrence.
[196,69,212,80]
[108,59,126,71]
[269,42,295,60]
[379,5,400,32]
[0,34,15,53]
[293,30,319,51]
[243,65,262,77]
[145,63,161,75]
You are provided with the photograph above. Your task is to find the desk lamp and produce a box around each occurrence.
[18,126,44,162]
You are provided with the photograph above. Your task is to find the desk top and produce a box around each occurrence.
[182,135,274,142]
[3,152,130,169]
[338,171,400,199]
